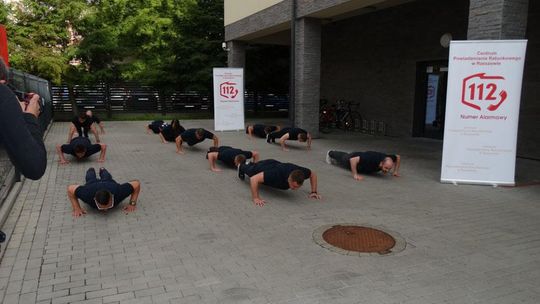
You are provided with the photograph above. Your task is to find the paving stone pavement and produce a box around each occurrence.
[0,120,539,304]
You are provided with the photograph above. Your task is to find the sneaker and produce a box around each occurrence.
[237,164,245,180]
[266,133,271,143]
[326,150,337,165]
[325,150,332,164]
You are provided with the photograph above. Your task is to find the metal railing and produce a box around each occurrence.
[51,84,289,117]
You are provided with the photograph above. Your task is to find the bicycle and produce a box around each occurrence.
[335,100,362,131]
[319,99,336,133]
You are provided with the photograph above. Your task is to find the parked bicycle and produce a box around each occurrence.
[319,99,362,132]
[319,99,336,133]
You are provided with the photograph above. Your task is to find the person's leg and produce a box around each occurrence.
[98,168,113,181]
[329,151,351,169]
[267,129,285,143]
[85,168,98,184]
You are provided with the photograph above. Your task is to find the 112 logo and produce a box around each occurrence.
[461,73,508,111]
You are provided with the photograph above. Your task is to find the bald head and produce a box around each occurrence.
[85,110,93,117]
[381,157,394,174]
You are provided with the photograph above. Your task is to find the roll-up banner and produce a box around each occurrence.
[441,40,527,186]
[213,68,245,131]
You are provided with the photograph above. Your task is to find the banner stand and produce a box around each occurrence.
[213,68,245,131]
[441,40,527,186]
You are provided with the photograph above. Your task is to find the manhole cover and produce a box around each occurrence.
[323,225,395,254]
[313,224,406,256]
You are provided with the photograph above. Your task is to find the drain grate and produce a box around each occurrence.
[313,224,406,256]
[323,225,395,254]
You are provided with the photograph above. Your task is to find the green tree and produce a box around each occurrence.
[7,0,87,84]
[170,0,226,91]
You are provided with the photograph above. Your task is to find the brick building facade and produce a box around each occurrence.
[224,0,539,159]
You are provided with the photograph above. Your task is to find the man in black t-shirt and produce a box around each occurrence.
[159,120,185,143]
[67,168,141,217]
[245,124,280,139]
[266,127,312,151]
[68,112,100,143]
[237,159,321,206]
[326,150,401,181]
[147,120,166,134]
[206,146,259,172]
[56,137,107,164]
[175,128,219,154]
[86,110,105,135]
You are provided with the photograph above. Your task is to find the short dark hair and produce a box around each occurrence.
[234,154,246,165]
[94,190,111,206]
[78,112,87,120]
[264,126,273,134]
[289,169,305,185]
[298,133,307,141]
[196,128,205,137]
[74,144,87,154]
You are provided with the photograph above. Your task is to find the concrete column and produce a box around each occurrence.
[294,17,321,137]
[468,0,529,39]
[227,41,246,68]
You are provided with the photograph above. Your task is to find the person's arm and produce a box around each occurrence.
[308,171,321,199]
[349,156,364,181]
[158,132,167,144]
[97,144,107,162]
[247,126,253,139]
[90,124,100,143]
[175,136,184,154]
[67,185,86,217]
[249,172,266,206]
[279,133,290,151]
[123,180,141,213]
[56,144,69,165]
[99,122,105,134]
[252,151,260,163]
[0,88,47,180]
[307,133,312,150]
[68,123,76,143]
[393,155,401,177]
[212,134,219,147]
[207,152,221,172]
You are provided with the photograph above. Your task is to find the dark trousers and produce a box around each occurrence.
[85,168,113,184]
[0,85,46,180]
[75,123,91,138]
[239,159,280,177]
[267,128,289,142]
[329,150,352,169]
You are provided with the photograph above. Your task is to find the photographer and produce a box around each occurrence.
[0,59,47,180]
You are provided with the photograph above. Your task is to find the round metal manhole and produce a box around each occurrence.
[313,224,406,256]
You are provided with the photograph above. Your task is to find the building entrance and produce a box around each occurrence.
[413,60,448,139]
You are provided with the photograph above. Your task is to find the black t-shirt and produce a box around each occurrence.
[180,128,214,146]
[71,116,93,129]
[287,127,307,140]
[61,137,101,157]
[75,181,134,209]
[262,161,311,190]
[251,124,277,138]
[350,151,397,173]
[217,146,253,167]
[160,125,178,142]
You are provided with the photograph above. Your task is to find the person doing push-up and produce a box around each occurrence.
[237,159,321,206]
[206,146,259,172]
[326,150,401,181]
